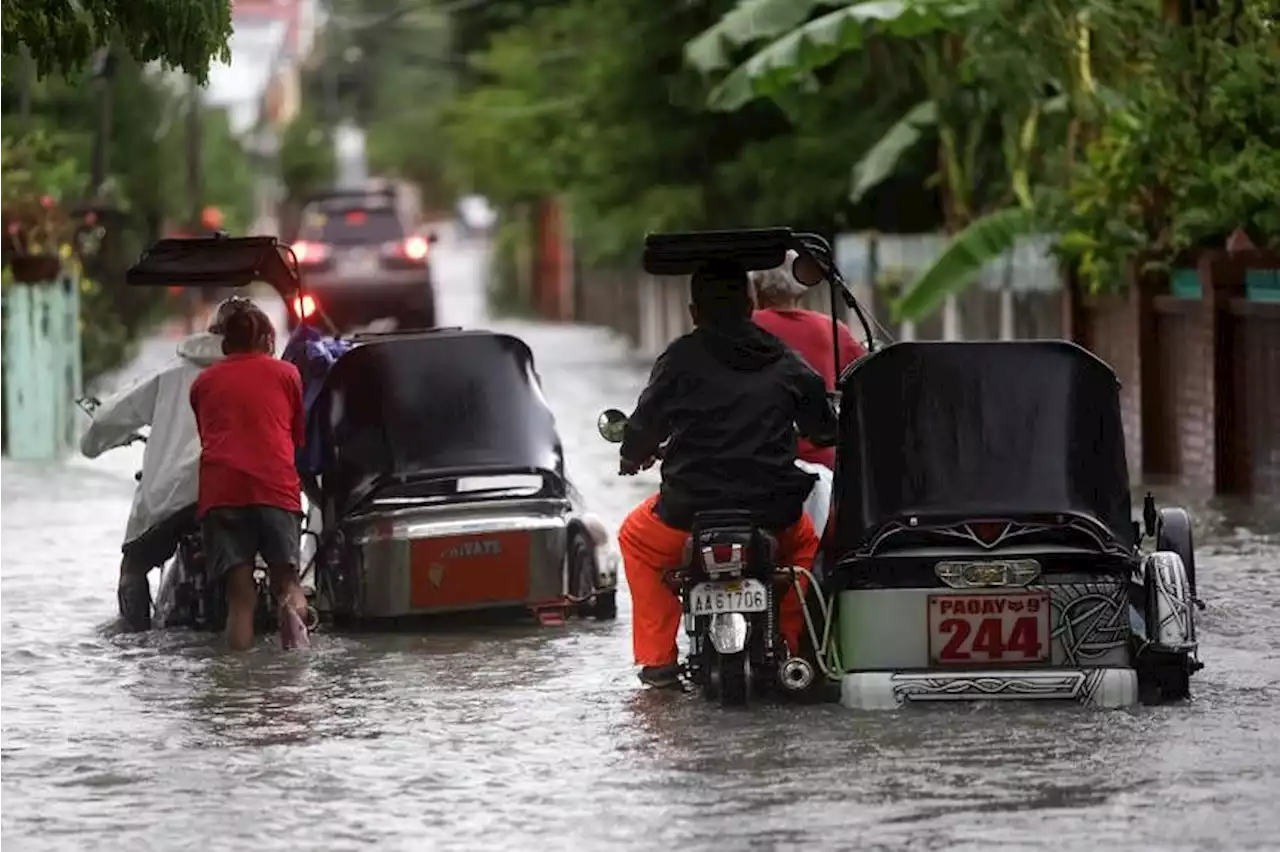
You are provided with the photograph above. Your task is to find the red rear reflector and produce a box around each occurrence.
[292,294,318,319]
[970,522,1009,545]
[403,235,429,261]
[711,544,735,563]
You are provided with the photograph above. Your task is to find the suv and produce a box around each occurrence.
[289,184,437,331]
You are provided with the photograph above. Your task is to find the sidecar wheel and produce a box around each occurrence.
[568,533,615,620]
[1157,507,1198,601]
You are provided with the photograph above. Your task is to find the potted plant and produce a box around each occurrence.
[1,131,86,283]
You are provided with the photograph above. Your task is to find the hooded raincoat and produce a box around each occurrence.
[616,319,836,667]
[620,319,837,531]
[80,332,225,546]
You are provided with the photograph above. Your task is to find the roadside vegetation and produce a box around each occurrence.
[2,0,254,382]
[434,0,1279,319]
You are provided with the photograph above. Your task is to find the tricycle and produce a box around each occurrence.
[121,232,618,632]
[599,227,1203,708]
[303,326,619,626]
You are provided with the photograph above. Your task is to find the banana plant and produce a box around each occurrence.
[686,0,1113,322]
[686,0,975,112]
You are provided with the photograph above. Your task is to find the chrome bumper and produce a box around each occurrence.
[840,668,1139,710]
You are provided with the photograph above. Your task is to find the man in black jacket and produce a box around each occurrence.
[617,259,837,688]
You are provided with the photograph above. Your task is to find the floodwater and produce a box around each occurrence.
[3,229,1279,852]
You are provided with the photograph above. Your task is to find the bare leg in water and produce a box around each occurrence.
[117,557,153,632]
[225,564,258,651]
[271,565,310,650]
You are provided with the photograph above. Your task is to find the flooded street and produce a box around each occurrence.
[3,231,1279,851]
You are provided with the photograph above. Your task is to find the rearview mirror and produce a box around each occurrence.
[597,409,628,443]
[791,253,826,287]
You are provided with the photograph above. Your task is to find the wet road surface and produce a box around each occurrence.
[3,230,1280,851]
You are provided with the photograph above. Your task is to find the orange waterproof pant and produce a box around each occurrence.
[619,494,819,667]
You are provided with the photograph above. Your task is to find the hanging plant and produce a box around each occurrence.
[1,131,93,281]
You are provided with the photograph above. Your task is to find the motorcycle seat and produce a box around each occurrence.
[680,509,779,567]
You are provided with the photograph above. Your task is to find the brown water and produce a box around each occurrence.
[3,231,1278,851]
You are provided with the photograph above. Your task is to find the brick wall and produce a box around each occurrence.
[1231,303,1280,495]
[1151,300,1214,487]
[1068,291,1144,480]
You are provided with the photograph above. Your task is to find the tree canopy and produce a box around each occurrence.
[683,0,1280,315]
[442,0,942,264]
[299,0,1279,315]
[1,0,233,81]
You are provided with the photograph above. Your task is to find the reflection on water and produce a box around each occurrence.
[3,236,1278,851]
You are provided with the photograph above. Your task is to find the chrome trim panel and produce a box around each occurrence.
[841,668,1139,710]
[346,498,571,618]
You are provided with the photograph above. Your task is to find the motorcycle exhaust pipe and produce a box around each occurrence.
[778,657,816,692]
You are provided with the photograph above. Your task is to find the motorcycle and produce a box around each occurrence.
[77,396,297,634]
[597,409,819,706]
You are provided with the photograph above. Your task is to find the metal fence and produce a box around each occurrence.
[569,231,1070,355]
[832,232,1064,345]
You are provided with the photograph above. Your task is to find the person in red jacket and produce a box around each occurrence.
[189,297,310,651]
[750,251,867,470]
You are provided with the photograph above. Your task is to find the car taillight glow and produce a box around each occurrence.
[402,236,429,261]
[292,294,318,319]
[293,240,328,264]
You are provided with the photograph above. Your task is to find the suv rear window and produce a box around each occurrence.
[300,206,404,245]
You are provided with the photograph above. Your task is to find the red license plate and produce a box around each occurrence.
[927,591,1051,664]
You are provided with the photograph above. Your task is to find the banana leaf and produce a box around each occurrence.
[703,0,975,111]
[685,0,845,73]
[850,100,937,203]
[892,207,1036,322]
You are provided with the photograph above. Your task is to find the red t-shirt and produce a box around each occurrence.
[752,307,867,469]
[190,353,305,517]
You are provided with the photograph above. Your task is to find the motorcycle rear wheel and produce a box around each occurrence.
[711,649,749,707]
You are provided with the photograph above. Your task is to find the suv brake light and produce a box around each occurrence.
[402,235,429,262]
[292,294,318,319]
[292,240,328,265]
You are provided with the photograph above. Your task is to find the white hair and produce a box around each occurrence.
[749,249,808,308]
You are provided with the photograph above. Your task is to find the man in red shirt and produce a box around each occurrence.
[750,251,866,470]
[189,297,310,651]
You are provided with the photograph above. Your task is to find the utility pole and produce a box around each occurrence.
[89,49,117,196]
[18,46,33,119]
[185,75,204,331]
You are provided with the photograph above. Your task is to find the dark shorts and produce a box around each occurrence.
[201,505,302,579]
[122,504,198,574]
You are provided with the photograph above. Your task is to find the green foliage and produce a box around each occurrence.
[444,0,944,266]
[691,0,970,112]
[1,0,233,82]
[280,107,336,203]
[689,0,1280,316]
[1,131,88,258]
[305,0,459,209]
[893,206,1035,321]
[2,54,256,379]
[1050,6,1280,290]
[849,100,936,204]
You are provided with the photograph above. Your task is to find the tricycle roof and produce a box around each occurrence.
[832,339,1135,550]
[315,329,565,514]
[125,235,300,300]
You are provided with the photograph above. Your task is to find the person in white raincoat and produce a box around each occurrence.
[80,300,239,630]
